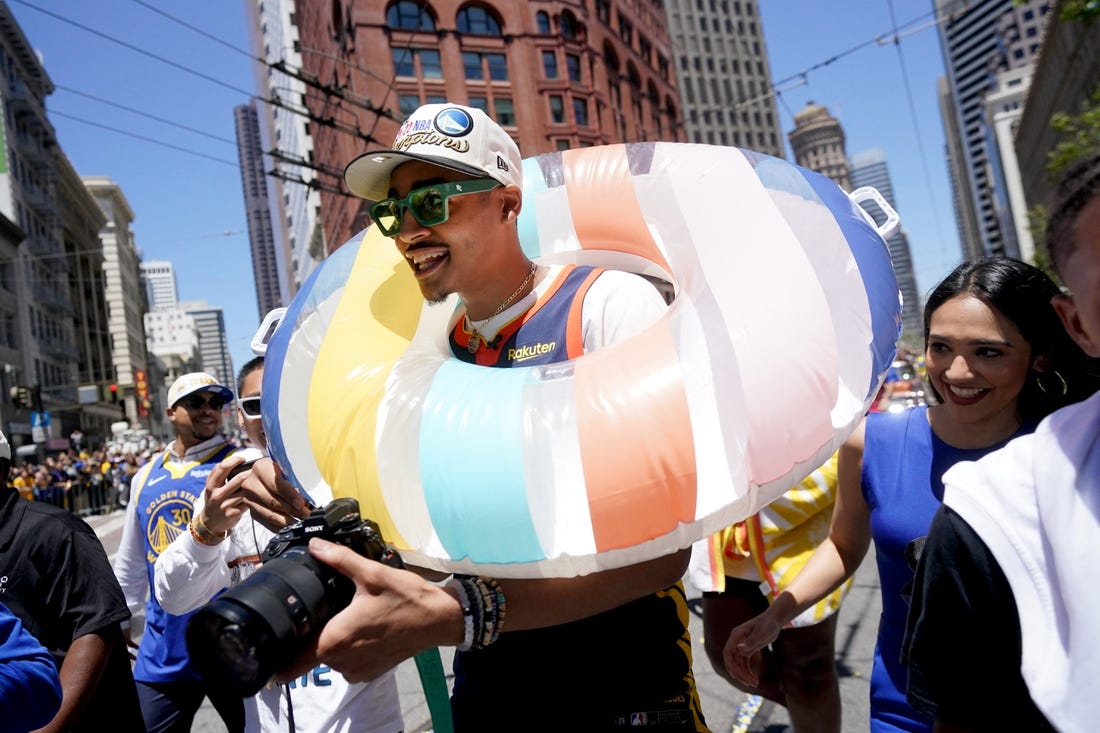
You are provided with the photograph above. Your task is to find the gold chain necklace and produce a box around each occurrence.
[466,262,537,353]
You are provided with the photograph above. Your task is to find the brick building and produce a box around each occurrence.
[293,0,683,251]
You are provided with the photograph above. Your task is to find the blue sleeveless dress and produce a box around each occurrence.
[862,406,1030,732]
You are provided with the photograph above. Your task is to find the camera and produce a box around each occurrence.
[185,498,403,696]
[225,447,265,482]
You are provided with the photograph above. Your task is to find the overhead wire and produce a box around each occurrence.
[48,110,240,167]
[884,0,950,255]
[13,0,386,181]
[55,84,237,146]
[11,0,254,98]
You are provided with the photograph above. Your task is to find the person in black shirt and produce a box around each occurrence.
[0,428,143,732]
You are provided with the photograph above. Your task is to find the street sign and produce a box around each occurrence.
[30,411,50,444]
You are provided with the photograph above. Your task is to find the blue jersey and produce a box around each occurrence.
[128,442,235,682]
[449,264,602,365]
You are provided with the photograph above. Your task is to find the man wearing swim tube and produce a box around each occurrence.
[242,103,711,731]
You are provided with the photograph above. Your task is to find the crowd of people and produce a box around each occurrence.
[5,440,163,515]
[0,102,1096,733]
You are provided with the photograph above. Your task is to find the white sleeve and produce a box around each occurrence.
[113,464,152,618]
[153,492,233,615]
[581,269,668,351]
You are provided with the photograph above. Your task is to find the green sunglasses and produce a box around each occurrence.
[369,179,502,237]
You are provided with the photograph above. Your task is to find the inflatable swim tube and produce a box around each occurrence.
[262,142,901,578]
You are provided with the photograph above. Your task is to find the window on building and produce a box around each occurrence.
[536,10,551,34]
[639,36,652,63]
[387,1,435,30]
[566,53,581,82]
[487,53,509,81]
[619,16,633,45]
[463,51,483,80]
[596,0,611,23]
[556,139,571,151]
[392,48,415,76]
[469,96,488,112]
[457,6,502,36]
[560,11,578,39]
[574,97,589,126]
[419,49,442,78]
[543,50,559,78]
[494,97,515,125]
[550,94,565,123]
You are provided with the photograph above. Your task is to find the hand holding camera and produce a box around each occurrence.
[185,498,403,695]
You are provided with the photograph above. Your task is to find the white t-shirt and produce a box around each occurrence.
[154,482,403,733]
[943,391,1100,733]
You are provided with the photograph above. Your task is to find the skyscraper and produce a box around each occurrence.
[849,149,923,341]
[180,301,235,387]
[243,0,323,298]
[787,102,851,191]
[234,102,283,321]
[934,0,1049,258]
[85,177,152,428]
[139,260,179,311]
[665,0,784,157]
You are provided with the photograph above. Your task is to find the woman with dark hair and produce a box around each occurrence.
[720,256,1098,733]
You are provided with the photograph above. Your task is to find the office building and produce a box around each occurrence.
[85,177,154,430]
[140,260,180,311]
[234,102,284,319]
[984,65,1035,262]
[934,0,1048,258]
[665,0,784,157]
[244,0,323,298]
[1015,0,1100,216]
[180,301,234,388]
[787,102,851,191]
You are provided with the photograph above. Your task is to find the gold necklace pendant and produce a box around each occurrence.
[464,262,537,355]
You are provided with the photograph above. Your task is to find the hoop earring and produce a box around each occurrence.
[1036,369,1068,397]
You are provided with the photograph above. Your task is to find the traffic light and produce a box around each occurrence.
[109,383,118,403]
[9,385,30,409]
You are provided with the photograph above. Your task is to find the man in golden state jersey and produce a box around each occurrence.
[114,372,245,733]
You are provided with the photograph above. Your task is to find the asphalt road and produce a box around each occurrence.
[90,509,881,732]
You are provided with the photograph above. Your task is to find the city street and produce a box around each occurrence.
[90,510,880,733]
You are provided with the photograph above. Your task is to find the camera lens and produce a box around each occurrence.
[185,548,349,696]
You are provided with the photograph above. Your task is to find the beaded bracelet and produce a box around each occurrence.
[447,578,477,652]
[448,576,508,651]
[189,512,228,546]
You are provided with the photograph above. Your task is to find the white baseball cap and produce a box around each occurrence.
[166,372,233,408]
[344,103,523,202]
[0,428,10,461]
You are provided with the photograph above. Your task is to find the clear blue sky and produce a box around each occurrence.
[9,0,961,374]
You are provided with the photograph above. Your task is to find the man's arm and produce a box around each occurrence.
[155,455,260,614]
[113,466,151,620]
[153,515,232,615]
[280,540,689,683]
[275,268,683,682]
[32,627,117,733]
